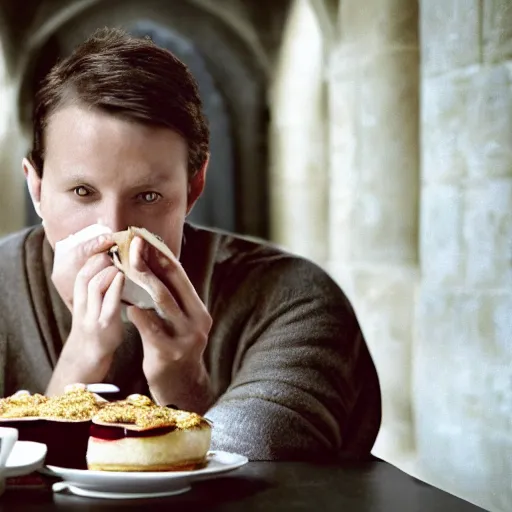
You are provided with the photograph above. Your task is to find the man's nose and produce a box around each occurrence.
[97,202,130,233]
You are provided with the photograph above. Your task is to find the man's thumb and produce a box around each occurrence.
[127,306,164,335]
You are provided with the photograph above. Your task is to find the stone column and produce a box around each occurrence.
[269,0,329,265]
[417,2,512,511]
[327,0,420,461]
[0,36,27,237]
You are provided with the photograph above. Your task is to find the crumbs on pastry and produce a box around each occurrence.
[38,386,104,421]
[0,390,49,418]
[94,394,206,430]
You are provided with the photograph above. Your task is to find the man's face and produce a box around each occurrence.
[26,105,198,258]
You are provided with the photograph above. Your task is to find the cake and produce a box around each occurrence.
[0,387,212,472]
[38,383,106,421]
[0,390,49,418]
[87,394,212,472]
[0,384,106,468]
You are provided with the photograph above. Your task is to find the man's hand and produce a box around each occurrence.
[125,236,214,414]
[52,234,116,311]
[46,253,125,395]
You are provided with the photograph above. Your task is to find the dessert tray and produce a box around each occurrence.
[42,450,248,499]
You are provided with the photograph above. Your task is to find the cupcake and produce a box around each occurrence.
[0,384,106,468]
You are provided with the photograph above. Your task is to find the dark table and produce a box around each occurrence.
[0,460,486,511]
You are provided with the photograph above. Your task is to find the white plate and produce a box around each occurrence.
[44,450,248,500]
[5,441,47,478]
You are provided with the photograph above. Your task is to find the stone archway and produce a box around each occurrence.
[0,4,28,236]
[128,20,236,232]
[18,0,270,238]
[308,0,338,46]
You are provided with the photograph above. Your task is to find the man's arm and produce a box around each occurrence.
[205,257,381,461]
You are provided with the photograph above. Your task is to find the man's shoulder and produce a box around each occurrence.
[187,223,346,301]
[0,227,35,260]
[187,222,312,269]
[0,227,39,320]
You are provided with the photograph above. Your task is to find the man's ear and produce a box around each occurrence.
[23,157,43,219]
[186,154,209,214]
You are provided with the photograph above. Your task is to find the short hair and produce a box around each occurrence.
[29,27,209,178]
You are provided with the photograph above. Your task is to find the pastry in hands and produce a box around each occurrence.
[87,394,212,472]
[110,226,174,312]
[54,223,174,313]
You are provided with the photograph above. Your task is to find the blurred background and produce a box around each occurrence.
[0,1,510,511]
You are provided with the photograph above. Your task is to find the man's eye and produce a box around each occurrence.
[73,186,90,197]
[139,192,161,204]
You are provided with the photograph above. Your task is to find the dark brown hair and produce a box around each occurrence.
[30,27,209,178]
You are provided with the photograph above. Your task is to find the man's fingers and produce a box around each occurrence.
[148,242,205,317]
[87,266,120,319]
[52,233,115,313]
[80,234,116,258]
[129,236,204,318]
[100,272,125,323]
[128,237,182,317]
[127,306,171,337]
[73,255,115,315]
[129,236,147,272]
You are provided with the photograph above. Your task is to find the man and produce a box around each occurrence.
[0,28,381,461]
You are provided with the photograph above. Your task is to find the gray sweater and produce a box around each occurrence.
[0,223,381,461]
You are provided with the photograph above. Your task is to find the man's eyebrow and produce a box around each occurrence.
[62,173,93,184]
[61,170,171,183]
[59,167,174,187]
[131,171,171,187]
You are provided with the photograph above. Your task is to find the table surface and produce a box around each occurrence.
[0,459,486,511]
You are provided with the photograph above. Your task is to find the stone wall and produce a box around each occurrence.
[416,1,512,511]
[326,0,420,462]
[269,0,328,265]
[0,36,26,237]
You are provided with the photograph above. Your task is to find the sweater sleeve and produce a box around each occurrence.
[205,255,381,461]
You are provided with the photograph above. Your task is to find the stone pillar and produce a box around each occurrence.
[269,0,328,265]
[417,2,512,511]
[327,0,420,461]
[0,38,27,237]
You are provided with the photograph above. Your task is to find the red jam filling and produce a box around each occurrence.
[90,423,176,441]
